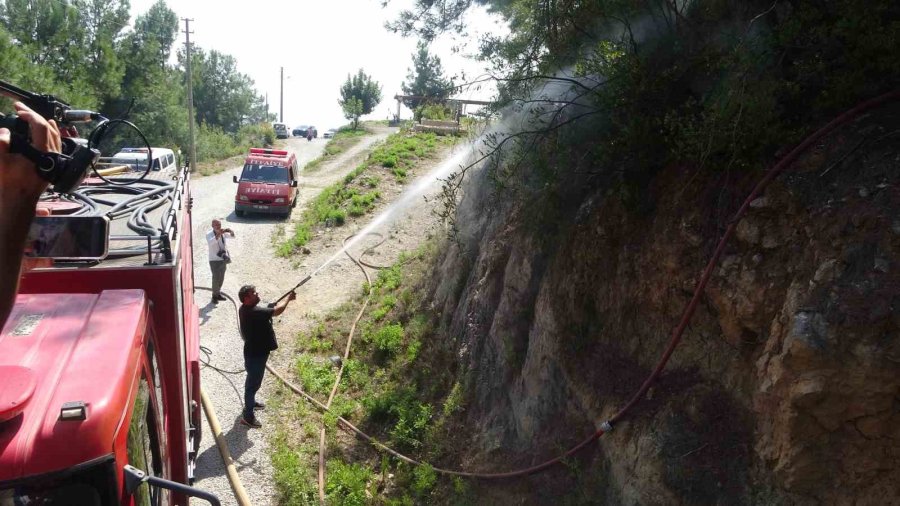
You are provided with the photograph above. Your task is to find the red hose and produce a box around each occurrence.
[610,89,900,424]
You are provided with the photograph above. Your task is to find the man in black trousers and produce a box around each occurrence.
[237,284,295,428]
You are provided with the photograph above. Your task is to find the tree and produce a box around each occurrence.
[74,0,131,104]
[338,69,382,130]
[131,0,179,67]
[401,41,454,113]
[184,48,265,132]
[340,97,363,129]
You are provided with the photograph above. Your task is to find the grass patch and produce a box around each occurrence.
[366,131,452,183]
[369,322,404,355]
[270,238,465,503]
[298,323,334,353]
[271,430,318,505]
[296,355,336,396]
[325,460,373,506]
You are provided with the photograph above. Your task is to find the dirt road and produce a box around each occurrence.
[189,126,450,505]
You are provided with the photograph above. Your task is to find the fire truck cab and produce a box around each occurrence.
[0,167,217,505]
[232,148,299,217]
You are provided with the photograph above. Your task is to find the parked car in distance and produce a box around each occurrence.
[323,128,338,139]
[293,125,308,137]
[273,122,290,139]
[110,147,177,173]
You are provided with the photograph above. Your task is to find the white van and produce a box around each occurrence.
[273,122,290,139]
[111,147,178,173]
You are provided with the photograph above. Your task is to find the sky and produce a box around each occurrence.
[128,0,506,131]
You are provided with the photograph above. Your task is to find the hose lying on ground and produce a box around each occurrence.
[201,388,253,506]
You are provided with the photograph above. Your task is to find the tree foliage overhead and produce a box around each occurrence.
[0,0,273,162]
[392,0,900,203]
[401,41,454,112]
[339,69,382,130]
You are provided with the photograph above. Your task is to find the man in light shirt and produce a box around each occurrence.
[206,219,234,303]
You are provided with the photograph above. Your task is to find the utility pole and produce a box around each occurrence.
[182,18,198,172]
[279,66,284,123]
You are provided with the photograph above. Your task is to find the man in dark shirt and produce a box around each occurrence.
[237,284,296,428]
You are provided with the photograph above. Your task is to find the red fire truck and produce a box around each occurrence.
[232,148,299,217]
[0,166,219,505]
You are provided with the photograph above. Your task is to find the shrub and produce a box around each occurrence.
[296,355,336,396]
[374,265,402,292]
[371,322,404,355]
[417,103,454,121]
[381,155,398,168]
[272,432,318,505]
[325,461,372,506]
[326,208,346,226]
[412,464,437,498]
[362,387,433,449]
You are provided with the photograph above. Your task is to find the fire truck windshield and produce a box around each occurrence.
[0,457,116,505]
[239,164,289,183]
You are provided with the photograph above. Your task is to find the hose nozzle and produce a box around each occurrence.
[274,274,313,303]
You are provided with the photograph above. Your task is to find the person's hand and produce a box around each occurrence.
[287,291,297,302]
[0,102,61,201]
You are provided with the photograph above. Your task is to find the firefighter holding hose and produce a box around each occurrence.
[237,284,296,428]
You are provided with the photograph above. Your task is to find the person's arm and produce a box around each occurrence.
[223,227,235,237]
[271,291,296,317]
[0,102,61,328]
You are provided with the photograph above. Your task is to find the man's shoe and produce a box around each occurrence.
[211,297,219,304]
[214,293,227,301]
[253,402,266,411]
[240,416,262,428]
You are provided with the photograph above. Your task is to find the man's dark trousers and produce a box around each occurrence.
[243,352,269,420]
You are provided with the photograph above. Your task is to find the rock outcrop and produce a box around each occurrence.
[428,104,900,504]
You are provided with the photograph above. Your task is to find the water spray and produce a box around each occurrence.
[271,146,472,304]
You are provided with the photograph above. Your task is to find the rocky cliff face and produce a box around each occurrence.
[429,105,900,504]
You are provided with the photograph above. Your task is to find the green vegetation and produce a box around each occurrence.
[398,0,900,224]
[271,430,318,505]
[296,355,336,397]
[417,103,455,121]
[0,0,274,166]
[325,460,373,506]
[277,131,454,256]
[339,69,382,130]
[401,41,454,121]
[303,128,369,172]
[270,239,463,504]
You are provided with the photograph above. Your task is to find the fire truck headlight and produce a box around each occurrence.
[239,195,249,201]
[274,198,285,203]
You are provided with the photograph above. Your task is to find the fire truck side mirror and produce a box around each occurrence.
[291,180,298,187]
[123,465,221,506]
[232,175,238,183]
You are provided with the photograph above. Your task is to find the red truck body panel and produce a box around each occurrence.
[0,290,148,479]
[0,167,201,505]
